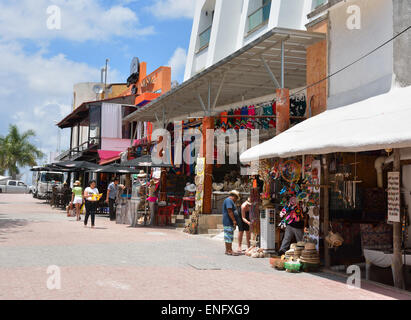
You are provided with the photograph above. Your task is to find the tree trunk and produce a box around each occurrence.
[392,149,405,289]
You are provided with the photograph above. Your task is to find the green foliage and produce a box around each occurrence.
[0,124,45,179]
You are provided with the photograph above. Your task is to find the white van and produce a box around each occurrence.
[32,171,65,199]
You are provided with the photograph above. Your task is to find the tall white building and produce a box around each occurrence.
[184,0,326,81]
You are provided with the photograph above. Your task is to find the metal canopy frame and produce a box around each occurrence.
[124,27,325,123]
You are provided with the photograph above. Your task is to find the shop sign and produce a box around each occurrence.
[387,172,400,223]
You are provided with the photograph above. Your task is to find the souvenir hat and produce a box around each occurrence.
[229,190,240,199]
[137,170,147,178]
[305,242,316,250]
[186,184,196,193]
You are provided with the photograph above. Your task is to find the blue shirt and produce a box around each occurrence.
[108,182,118,200]
[222,197,238,227]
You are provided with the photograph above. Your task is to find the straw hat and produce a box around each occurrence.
[74,180,81,186]
[137,170,147,178]
[185,183,196,193]
[305,242,316,250]
[229,190,240,199]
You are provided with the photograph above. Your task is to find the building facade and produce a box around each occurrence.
[184,0,327,80]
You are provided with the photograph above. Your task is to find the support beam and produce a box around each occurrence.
[322,155,330,269]
[130,121,134,147]
[281,40,285,88]
[162,106,166,128]
[208,79,211,115]
[197,92,207,114]
[392,148,405,289]
[212,73,226,111]
[201,116,214,215]
[275,88,290,134]
[260,55,281,89]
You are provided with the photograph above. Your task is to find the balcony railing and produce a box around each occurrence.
[55,138,100,161]
[198,25,212,52]
[247,1,272,34]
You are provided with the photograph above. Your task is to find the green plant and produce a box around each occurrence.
[0,124,44,179]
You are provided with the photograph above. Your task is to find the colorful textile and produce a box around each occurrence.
[227,109,234,129]
[224,226,234,243]
[247,105,256,130]
[234,108,242,130]
[240,106,248,129]
[360,223,393,250]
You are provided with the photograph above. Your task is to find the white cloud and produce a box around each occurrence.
[168,47,188,81]
[147,0,196,20]
[0,0,154,42]
[0,40,122,160]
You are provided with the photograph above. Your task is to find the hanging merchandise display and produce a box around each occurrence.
[270,157,321,251]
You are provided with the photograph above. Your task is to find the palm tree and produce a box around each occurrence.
[0,125,45,179]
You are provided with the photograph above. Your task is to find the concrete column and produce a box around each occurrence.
[275,88,290,135]
[201,116,214,214]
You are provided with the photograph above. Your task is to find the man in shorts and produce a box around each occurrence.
[238,197,252,251]
[222,190,240,256]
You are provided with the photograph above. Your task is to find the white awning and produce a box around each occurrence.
[240,85,411,162]
[124,27,325,123]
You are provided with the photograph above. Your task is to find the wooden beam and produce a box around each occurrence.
[322,155,330,268]
[392,148,405,289]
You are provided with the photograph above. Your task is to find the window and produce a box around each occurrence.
[18,182,26,186]
[41,173,64,183]
[8,181,16,186]
[312,0,327,9]
[247,0,271,34]
[198,26,212,51]
[89,104,101,142]
[122,106,138,139]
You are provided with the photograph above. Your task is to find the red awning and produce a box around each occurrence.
[98,150,122,165]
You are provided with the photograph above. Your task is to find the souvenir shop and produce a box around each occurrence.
[242,149,411,285]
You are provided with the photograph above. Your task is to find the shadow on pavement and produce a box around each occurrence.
[0,213,29,241]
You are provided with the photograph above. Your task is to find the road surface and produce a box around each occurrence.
[0,194,410,300]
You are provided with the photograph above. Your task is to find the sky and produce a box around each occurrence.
[0,0,195,183]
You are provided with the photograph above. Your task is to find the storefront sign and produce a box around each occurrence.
[387,172,400,223]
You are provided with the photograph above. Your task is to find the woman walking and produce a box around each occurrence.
[84,180,99,228]
[71,180,83,221]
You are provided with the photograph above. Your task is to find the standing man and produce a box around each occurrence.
[106,177,120,221]
[278,202,309,256]
[240,198,252,250]
[222,190,240,256]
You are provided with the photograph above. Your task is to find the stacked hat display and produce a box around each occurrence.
[300,242,320,272]
[284,243,295,260]
[294,242,305,259]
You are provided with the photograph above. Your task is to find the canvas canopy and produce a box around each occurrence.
[240,85,411,162]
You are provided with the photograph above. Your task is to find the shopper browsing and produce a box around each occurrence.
[240,198,252,250]
[84,180,99,229]
[222,190,240,256]
[71,180,83,221]
[105,177,121,221]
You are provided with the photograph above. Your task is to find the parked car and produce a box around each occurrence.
[0,180,29,194]
[28,185,35,194]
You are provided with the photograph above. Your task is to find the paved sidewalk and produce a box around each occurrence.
[0,194,410,300]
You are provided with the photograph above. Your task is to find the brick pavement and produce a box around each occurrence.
[0,194,411,300]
